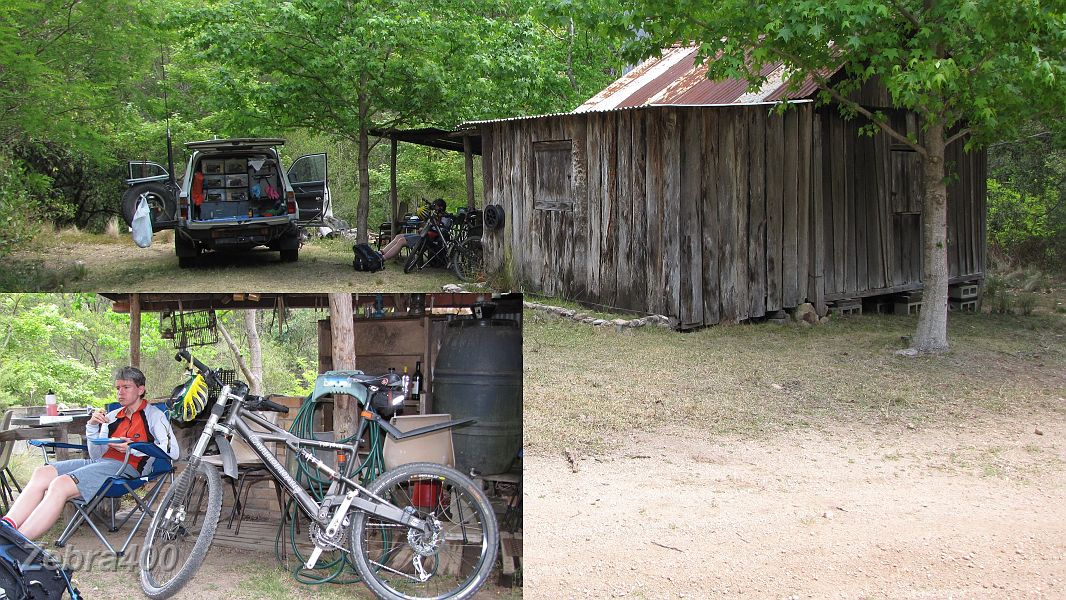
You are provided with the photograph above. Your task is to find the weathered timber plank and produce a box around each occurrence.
[701,109,721,325]
[782,109,800,307]
[748,107,767,318]
[605,112,623,307]
[876,130,892,288]
[618,111,631,309]
[679,109,704,327]
[645,109,665,314]
[662,109,681,319]
[601,113,619,308]
[809,113,826,314]
[766,110,784,310]
[844,119,859,294]
[718,107,738,322]
[571,115,588,298]
[734,109,750,321]
[583,114,601,300]
[830,115,846,294]
[629,110,648,310]
[797,104,812,304]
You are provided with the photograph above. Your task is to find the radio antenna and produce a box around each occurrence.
[161,45,175,185]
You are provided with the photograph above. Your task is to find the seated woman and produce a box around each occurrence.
[379,198,448,260]
[1,367,180,540]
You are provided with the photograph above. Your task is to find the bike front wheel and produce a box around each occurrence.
[350,462,499,600]
[139,460,223,600]
[403,237,428,274]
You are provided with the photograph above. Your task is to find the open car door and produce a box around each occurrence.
[287,153,330,225]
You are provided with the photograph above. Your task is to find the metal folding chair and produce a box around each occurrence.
[29,440,174,557]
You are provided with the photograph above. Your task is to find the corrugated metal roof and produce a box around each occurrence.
[459,99,813,128]
[575,45,829,112]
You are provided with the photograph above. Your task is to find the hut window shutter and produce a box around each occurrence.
[533,140,574,211]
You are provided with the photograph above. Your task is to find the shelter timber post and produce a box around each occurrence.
[390,136,398,239]
[328,293,358,443]
[129,293,141,368]
[464,135,476,210]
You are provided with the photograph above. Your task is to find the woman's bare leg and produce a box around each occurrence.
[18,474,80,540]
[5,464,57,526]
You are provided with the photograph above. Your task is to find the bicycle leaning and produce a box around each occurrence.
[138,350,499,600]
[403,204,483,282]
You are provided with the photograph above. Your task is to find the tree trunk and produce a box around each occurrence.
[328,293,358,443]
[356,87,371,245]
[243,310,263,395]
[912,120,950,353]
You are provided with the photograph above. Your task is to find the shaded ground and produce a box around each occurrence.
[3,232,464,292]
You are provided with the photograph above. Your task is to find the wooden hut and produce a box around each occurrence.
[466,46,986,328]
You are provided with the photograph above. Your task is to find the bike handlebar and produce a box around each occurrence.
[248,395,290,414]
[175,350,223,388]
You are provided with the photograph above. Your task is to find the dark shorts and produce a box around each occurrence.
[402,233,421,246]
[52,458,139,501]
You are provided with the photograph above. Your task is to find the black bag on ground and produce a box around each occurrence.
[0,526,79,599]
[352,243,384,272]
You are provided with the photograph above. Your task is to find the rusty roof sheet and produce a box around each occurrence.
[575,45,830,112]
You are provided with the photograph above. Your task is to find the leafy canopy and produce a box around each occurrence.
[598,0,1066,146]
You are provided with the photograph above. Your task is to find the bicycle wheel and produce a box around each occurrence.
[139,460,223,599]
[403,237,428,273]
[350,462,499,600]
[451,238,483,283]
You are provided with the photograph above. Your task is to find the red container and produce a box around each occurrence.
[412,481,443,510]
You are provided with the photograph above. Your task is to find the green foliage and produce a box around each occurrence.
[0,153,46,256]
[0,295,159,409]
[604,0,1066,146]
[987,123,1066,270]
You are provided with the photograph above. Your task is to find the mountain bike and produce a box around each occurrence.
[403,206,483,282]
[138,350,499,600]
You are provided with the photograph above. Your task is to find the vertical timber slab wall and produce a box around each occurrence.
[480,103,984,327]
[816,109,986,302]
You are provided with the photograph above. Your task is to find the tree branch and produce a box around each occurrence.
[889,0,923,30]
[216,318,256,385]
[944,128,971,147]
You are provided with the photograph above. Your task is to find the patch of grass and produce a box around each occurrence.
[524,301,1066,455]
[0,257,87,290]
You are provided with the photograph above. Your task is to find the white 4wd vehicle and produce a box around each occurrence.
[123,138,330,268]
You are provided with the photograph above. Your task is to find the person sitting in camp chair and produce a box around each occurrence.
[1,367,180,540]
[379,198,450,261]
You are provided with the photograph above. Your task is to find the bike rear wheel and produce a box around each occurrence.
[350,462,499,600]
[403,237,428,273]
[139,460,223,600]
[451,238,483,282]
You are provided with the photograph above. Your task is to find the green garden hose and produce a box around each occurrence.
[273,394,388,585]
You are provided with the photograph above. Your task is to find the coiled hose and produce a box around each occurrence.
[274,394,387,585]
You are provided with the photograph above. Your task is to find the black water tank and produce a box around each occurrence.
[433,316,522,476]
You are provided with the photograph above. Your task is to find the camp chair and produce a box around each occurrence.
[28,439,174,557]
[201,433,284,535]
[0,410,24,511]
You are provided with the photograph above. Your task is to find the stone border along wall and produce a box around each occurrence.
[523,301,676,329]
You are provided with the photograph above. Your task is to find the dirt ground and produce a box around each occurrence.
[524,410,1066,599]
[6,234,463,292]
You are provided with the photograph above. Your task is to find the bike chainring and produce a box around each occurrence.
[308,518,350,552]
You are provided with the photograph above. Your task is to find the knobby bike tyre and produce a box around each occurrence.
[451,238,483,283]
[350,462,499,600]
[403,237,428,274]
[139,460,223,600]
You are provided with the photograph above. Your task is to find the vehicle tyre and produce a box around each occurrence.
[350,462,499,600]
[280,248,299,262]
[403,237,428,274]
[139,460,223,600]
[452,238,484,283]
[174,234,199,269]
[122,182,176,228]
